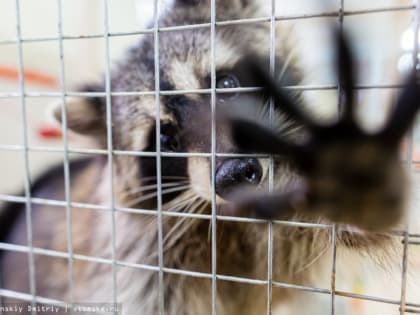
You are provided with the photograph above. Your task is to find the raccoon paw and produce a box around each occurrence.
[228,30,420,231]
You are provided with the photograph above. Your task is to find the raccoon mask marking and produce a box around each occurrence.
[52,31,301,212]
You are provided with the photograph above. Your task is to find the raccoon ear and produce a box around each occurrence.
[50,94,106,140]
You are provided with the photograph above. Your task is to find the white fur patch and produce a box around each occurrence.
[215,37,241,69]
[188,157,228,204]
[171,60,201,90]
[188,157,212,199]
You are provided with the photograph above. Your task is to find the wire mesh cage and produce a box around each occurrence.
[0,0,419,314]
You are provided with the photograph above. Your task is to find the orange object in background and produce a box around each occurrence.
[0,66,58,88]
[38,125,62,139]
[0,65,60,141]
[350,277,365,314]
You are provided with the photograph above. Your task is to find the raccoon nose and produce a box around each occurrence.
[215,158,263,199]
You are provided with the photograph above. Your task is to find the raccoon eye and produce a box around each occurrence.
[216,74,240,101]
[160,124,180,152]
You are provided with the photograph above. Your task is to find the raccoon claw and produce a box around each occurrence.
[229,30,420,230]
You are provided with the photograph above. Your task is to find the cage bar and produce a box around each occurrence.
[0,83,417,100]
[266,0,276,311]
[102,0,119,313]
[14,0,37,314]
[56,0,74,313]
[151,0,165,314]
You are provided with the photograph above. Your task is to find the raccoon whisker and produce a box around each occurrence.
[146,195,206,258]
[131,192,203,263]
[120,183,190,203]
[125,184,192,207]
[277,48,295,83]
[164,204,206,251]
[163,217,189,249]
[138,175,189,182]
[165,194,205,224]
[182,195,207,213]
[166,196,201,212]
[123,181,190,196]
[163,198,208,252]
[163,198,205,242]
[162,190,200,210]
[294,241,330,274]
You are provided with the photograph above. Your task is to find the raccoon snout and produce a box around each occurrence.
[215,158,262,200]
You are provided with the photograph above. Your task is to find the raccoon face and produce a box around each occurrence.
[52,0,302,210]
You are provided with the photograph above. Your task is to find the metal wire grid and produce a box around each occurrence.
[0,0,419,315]
[0,3,416,46]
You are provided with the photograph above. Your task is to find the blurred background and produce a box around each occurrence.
[0,0,419,314]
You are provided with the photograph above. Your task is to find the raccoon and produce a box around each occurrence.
[0,0,411,314]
